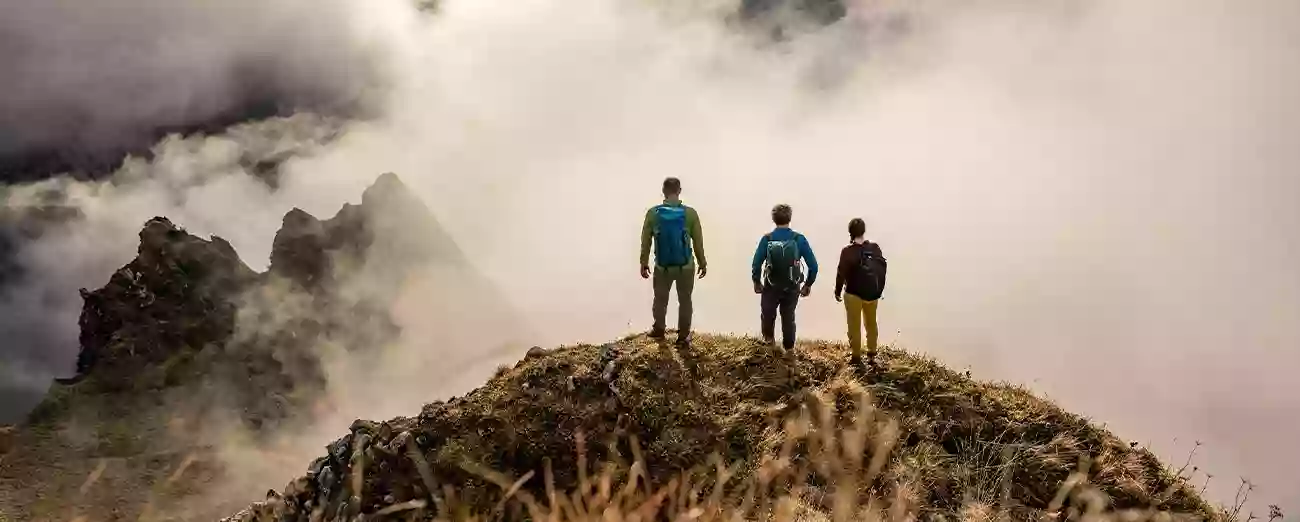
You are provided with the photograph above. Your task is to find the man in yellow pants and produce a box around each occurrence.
[833,218,887,370]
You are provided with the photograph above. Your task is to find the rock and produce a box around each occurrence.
[284,477,312,501]
[599,343,623,392]
[307,457,328,479]
[70,216,257,383]
[598,343,619,362]
[350,419,380,436]
[388,431,413,455]
[352,434,372,458]
[327,436,352,466]
[318,465,338,500]
[268,208,330,289]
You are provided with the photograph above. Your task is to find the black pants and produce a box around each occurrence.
[760,285,800,349]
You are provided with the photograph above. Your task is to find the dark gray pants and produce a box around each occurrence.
[761,285,800,349]
[652,265,695,336]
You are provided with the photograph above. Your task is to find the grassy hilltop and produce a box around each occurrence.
[223,333,1220,522]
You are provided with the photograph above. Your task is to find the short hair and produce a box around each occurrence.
[662,177,682,195]
[771,204,793,226]
[848,218,866,239]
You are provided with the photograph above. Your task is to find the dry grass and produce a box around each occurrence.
[224,333,1226,522]
[443,389,1205,522]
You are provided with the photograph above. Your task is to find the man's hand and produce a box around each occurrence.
[834,293,843,303]
[753,282,763,294]
[640,266,651,279]
[698,265,708,279]
[800,284,812,298]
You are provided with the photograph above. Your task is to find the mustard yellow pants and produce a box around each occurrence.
[844,294,879,357]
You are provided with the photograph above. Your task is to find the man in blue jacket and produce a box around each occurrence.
[752,204,818,351]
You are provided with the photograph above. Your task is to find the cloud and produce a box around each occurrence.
[0,0,393,180]
[0,0,1296,514]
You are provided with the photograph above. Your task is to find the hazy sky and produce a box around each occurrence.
[0,0,1296,513]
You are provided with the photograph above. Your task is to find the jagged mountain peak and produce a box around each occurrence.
[63,173,452,390]
[1,171,524,521]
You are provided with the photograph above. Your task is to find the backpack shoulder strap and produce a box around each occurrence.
[867,241,884,258]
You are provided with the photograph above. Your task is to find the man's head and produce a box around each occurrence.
[662,177,682,198]
[771,204,793,226]
[848,218,866,239]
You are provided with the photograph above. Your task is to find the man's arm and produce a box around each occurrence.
[688,207,706,268]
[751,235,768,284]
[639,209,654,268]
[799,234,819,285]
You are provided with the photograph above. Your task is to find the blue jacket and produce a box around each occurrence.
[752,227,818,285]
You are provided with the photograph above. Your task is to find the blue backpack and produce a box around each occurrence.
[652,205,693,267]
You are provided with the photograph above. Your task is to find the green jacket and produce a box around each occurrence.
[640,200,706,269]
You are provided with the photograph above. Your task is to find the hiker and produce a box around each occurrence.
[834,218,887,368]
[640,177,707,346]
[752,204,818,351]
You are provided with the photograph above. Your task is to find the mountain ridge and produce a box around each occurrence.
[0,172,513,521]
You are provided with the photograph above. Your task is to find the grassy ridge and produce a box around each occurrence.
[226,333,1219,522]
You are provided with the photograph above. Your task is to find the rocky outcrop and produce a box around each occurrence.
[70,217,257,385]
[52,172,453,429]
[266,172,456,295]
[0,172,528,522]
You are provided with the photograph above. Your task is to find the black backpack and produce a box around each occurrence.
[763,234,805,290]
[857,242,887,297]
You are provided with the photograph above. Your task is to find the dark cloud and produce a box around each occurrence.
[0,0,386,182]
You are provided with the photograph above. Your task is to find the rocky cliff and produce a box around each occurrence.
[0,173,504,521]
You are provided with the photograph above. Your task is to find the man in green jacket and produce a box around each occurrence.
[640,177,707,347]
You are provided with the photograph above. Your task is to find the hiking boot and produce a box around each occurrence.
[850,353,879,374]
[675,333,692,348]
[648,329,666,340]
[780,346,798,367]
